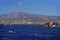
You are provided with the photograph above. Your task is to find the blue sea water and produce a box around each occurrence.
[0,24,60,40]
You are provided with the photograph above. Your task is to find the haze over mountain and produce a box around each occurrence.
[0,0,60,16]
[0,12,60,24]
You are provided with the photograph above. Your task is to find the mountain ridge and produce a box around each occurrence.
[0,12,60,24]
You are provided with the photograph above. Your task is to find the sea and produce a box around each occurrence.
[0,24,60,40]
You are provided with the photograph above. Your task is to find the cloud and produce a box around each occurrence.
[18,2,23,5]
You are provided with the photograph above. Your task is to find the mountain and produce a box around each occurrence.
[0,12,60,24]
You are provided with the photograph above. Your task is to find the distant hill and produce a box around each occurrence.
[0,12,60,24]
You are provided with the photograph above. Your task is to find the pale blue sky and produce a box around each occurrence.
[0,0,60,16]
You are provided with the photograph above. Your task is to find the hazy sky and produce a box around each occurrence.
[0,0,60,16]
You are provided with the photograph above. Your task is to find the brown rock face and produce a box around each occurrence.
[44,22,50,27]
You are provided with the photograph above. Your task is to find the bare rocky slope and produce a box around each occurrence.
[0,12,60,24]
